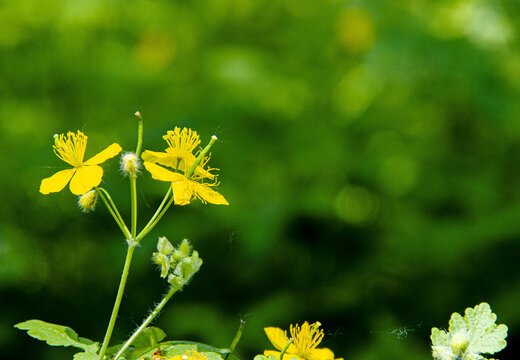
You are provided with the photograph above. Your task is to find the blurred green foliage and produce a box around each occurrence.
[1,0,519,359]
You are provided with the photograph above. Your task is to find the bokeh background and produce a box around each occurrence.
[1,0,519,359]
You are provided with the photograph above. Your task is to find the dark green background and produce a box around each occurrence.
[0,0,518,359]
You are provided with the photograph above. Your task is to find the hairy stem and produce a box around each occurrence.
[113,284,181,360]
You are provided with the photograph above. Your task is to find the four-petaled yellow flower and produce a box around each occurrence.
[167,350,207,360]
[264,322,343,360]
[40,131,122,195]
[142,127,228,206]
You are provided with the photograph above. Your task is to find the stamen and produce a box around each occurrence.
[163,127,201,153]
[290,322,324,354]
[52,131,88,167]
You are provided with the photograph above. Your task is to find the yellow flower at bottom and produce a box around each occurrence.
[40,131,122,195]
[143,162,228,206]
[168,350,207,360]
[263,322,342,360]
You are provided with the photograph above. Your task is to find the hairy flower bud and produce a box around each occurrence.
[121,152,140,175]
[157,236,174,256]
[78,190,98,212]
[178,239,191,257]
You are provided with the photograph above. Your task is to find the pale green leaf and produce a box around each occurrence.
[451,303,508,354]
[74,352,98,360]
[128,341,240,360]
[14,319,99,353]
[254,355,278,360]
[430,303,508,360]
[430,327,450,348]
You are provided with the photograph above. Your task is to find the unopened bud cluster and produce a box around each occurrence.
[78,190,98,212]
[152,237,202,288]
[121,152,140,175]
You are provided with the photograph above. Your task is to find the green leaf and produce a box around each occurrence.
[431,303,508,360]
[132,326,167,349]
[73,352,98,360]
[113,326,167,360]
[451,302,508,354]
[14,319,99,354]
[254,355,278,360]
[127,341,241,360]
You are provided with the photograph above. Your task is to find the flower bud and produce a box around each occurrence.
[157,236,174,256]
[178,239,191,257]
[121,152,140,175]
[78,190,98,212]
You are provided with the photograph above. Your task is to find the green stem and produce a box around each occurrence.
[113,284,181,360]
[187,135,217,178]
[96,187,131,239]
[134,111,144,158]
[224,320,246,360]
[97,244,137,360]
[135,187,173,243]
[130,175,138,239]
[279,338,294,360]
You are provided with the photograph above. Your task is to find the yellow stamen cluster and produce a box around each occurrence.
[163,127,201,154]
[291,322,324,355]
[167,350,207,360]
[53,131,88,167]
[263,321,341,360]
[142,126,228,206]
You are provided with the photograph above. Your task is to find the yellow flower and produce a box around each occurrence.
[264,322,342,360]
[168,350,207,360]
[142,127,228,206]
[142,127,216,180]
[143,162,228,205]
[40,131,122,195]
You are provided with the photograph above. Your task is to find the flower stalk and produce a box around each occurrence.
[96,187,131,239]
[135,187,173,243]
[113,284,181,360]
[225,320,246,360]
[279,339,294,360]
[97,243,137,360]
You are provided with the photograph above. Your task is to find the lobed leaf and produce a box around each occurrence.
[126,341,241,360]
[14,319,99,354]
[74,352,99,360]
[458,303,508,354]
[431,303,508,360]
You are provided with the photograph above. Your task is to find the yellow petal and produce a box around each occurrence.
[306,348,335,360]
[265,327,291,352]
[40,169,75,194]
[192,183,229,205]
[141,150,174,165]
[69,165,103,195]
[264,351,303,360]
[83,143,122,165]
[171,179,193,205]
[144,162,185,182]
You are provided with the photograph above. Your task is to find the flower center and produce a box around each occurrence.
[290,322,324,355]
[163,127,201,153]
[53,131,88,167]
